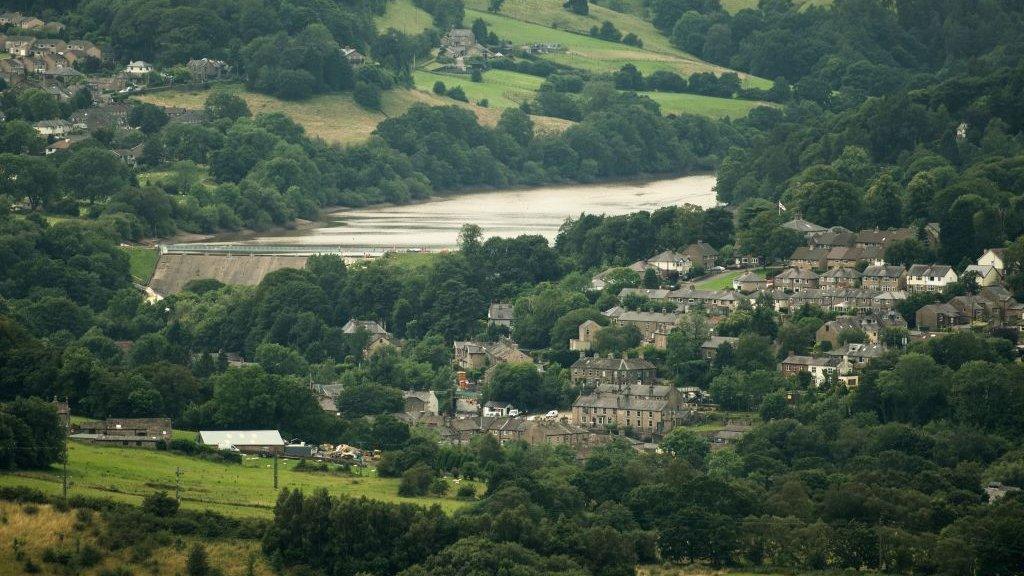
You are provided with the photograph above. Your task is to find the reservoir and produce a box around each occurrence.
[235,173,718,250]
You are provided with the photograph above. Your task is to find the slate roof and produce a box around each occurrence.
[908,264,954,277]
[571,355,656,372]
[782,218,827,233]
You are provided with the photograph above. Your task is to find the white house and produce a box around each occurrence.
[647,250,692,274]
[977,248,1006,272]
[125,60,154,76]
[33,119,72,137]
[963,264,1002,287]
[483,401,518,417]
[906,264,958,293]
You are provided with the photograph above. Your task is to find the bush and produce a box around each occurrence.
[429,477,450,495]
[447,86,468,102]
[477,99,489,107]
[471,69,483,82]
[142,491,179,518]
[353,82,382,110]
[456,484,476,499]
[398,464,434,497]
[432,81,447,95]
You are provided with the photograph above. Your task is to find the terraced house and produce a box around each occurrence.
[572,382,682,439]
[570,354,657,389]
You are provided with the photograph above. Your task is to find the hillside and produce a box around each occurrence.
[0,441,476,518]
[135,83,572,145]
[467,7,768,87]
[722,0,832,13]
[376,0,434,34]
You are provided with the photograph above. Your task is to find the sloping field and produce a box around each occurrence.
[149,253,309,294]
[136,83,571,144]
[644,90,772,118]
[376,0,434,34]
[0,441,475,518]
[136,84,448,145]
[414,68,544,108]
[466,0,677,54]
[468,8,770,87]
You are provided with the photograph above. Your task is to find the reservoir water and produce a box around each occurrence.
[235,174,717,250]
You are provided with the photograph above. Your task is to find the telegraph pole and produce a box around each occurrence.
[175,467,182,502]
[273,454,279,490]
[61,432,68,502]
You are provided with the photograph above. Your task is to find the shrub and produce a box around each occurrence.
[471,69,483,82]
[456,484,476,499]
[353,82,382,110]
[477,99,489,107]
[432,81,447,95]
[447,86,468,102]
[142,491,179,518]
[398,464,434,497]
[429,477,450,495]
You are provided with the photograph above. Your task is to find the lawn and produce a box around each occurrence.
[468,8,770,88]
[0,441,477,518]
[376,0,434,34]
[644,91,772,119]
[122,246,159,284]
[696,269,766,290]
[381,250,445,271]
[414,68,544,108]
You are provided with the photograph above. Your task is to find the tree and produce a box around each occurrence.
[127,102,169,134]
[614,64,644,90]
[661,427,709,468]
[60,147,130,203]
[398,463,435,496]
[354,81,382,110]
[484,362,545,409]
[432,81,447,95]
[0,154,58,209]
[337,383,404,417]
[592,324,641,355]
[863,171,903,229]
[204,91,251,121]
[564,0,589,14]
[254,342,309,375]
[186,543,212,576]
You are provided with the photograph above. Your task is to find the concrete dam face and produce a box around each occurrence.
[149,253,310,294]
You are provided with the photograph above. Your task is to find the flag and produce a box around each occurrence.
[777,201,787,212]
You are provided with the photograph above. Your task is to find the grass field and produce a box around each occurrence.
[376,0,434,34]
[644,91,771,118]
[722,0,831,12]
[122,246,159,284]
[414,68,545,108]
[0,441,476,518]
[468,7,769,88]
[136,83,458,145]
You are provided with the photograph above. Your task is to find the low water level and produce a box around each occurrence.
[240,174,717,250]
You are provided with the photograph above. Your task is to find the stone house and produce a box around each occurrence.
[700,336,738,360]
[774,267,820,291]
[782,217,827,235]
[808,228,855,250]
[826,245,884,269]
[779,354,839,386]
[572,382,681,439]
[570,319,602,352]
[71,418,173,448]
[67,40,103,60]
[682,241,718,270]
[854,227,916,249]
[815,312,906,347]
[570,354,657,389]
[862,265,906,292]
[915,303,967,331]
[612,310,682,342]
[733,271,767,293]
[403,390,439,416]
[906,264,958,293]
[820,267,861,291]
[187,58,230,82]
[33,119,72,137]
[788,246,829,270]
[487,302,514,328]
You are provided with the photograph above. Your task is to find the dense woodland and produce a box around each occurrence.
[3,0,1024,574]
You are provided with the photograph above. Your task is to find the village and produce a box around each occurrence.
[49,213,1023,470]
